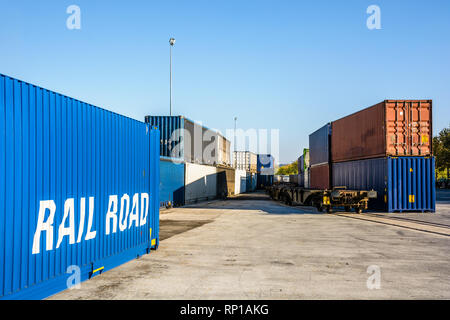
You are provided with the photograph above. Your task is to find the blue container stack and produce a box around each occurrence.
[256,154,274,189]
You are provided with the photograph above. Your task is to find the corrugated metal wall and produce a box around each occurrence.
[145,115,183,159]
[310,163,331,189]
[257,154,274,173]
[159,158,185,207]
[247,172,258,191]
[234,169,247,194]
[184,163,217,204]
[234,151,257,172]
[257,173,273,189]
[387,157,435,212]
[217,167,235,197]
[309,123,331,166]
[0,74,160,299]
[145,115,231,167]
[333,157,435,212]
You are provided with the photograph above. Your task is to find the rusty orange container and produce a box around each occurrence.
[310,163,331,190]
[331,100,432,163]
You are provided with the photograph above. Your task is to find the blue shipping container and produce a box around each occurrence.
[160,157,185,207]
[333,157,435,212]
[309,123,331,166]
[145,115,184,159]
[257,154,274,174]
[257,174,273,189]
[246,172,258,191]
[0,74,160,300]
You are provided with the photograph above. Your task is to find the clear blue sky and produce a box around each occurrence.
[1,0,449,163]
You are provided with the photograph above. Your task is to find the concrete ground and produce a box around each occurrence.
[50,190,450,300]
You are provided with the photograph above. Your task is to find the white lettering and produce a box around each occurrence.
[106,195,118,235]
[32,200,56,254]
[119,194,130,231]
[140,193,149,226]
[85,197,96,240]
[56,198,75,249]
[128,193,139,229]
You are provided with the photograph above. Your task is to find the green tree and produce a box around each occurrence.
[276,160,298,175]
[434,126,450,179]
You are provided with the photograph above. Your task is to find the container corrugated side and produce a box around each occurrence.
[309,124,331,166]
[217,166,235,197]
[184,162,217,204]
[331,100,432,163]
[298,169,310,188]
[1,74,160,300]
[145,115,183,159]
[298,149,310,174]
[146,115,231,166]
[234,151,257,173]
[159,158,185,207]
[257,154,274,173]
[257,173,273,189]
[332,157,435,212]
[310,163,331,189]
[289,175,299,185]
[234,169,247,194]
[247,172,258,191]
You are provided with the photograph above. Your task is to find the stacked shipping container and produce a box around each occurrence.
[145,115,232,166]
[234,151,257,173]
[145,116,236,204]
[330,100,435,212]
[257,154,275,189]
[233,151,259,192]
[309,124,331,189]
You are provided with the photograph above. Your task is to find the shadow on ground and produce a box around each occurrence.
[160,219,213,241]
[183,191,322,215]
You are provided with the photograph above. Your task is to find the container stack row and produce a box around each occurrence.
[145,117,274,207]
[145,115,235,207]
[234,151,258,193]
[306,100,435,212]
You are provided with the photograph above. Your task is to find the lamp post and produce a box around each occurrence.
[234,117,237,168]
[169,37,176,116]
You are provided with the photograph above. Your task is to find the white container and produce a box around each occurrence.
[234,169,247,194]
[233,151,257,172]
[185,162,218,204]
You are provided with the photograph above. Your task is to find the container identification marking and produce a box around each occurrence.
[32,193,150,254]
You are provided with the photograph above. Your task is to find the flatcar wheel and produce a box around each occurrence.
[345,206,350,212]
[316,204,323,212]
[356,207,363,214]
[326,206,333,214]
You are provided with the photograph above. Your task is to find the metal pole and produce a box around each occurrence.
[234,117,237,168]
[234,117,237,152]
[170,44,172,116]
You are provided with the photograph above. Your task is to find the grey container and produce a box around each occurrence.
[309,123,331,167]
[145,115,231,166]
